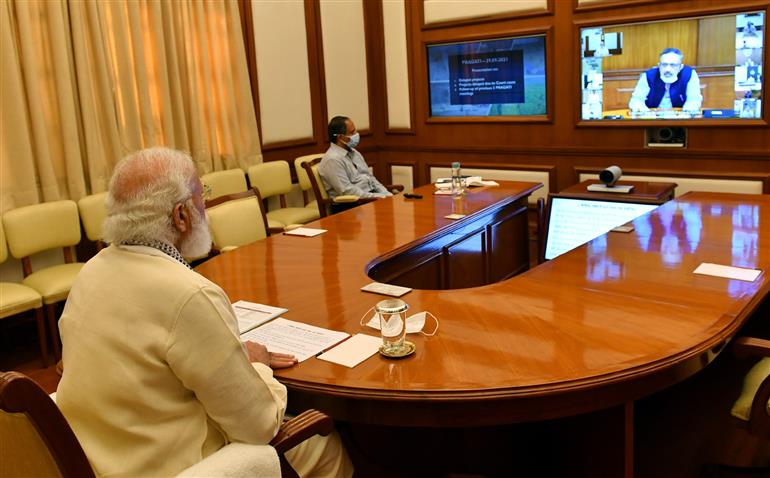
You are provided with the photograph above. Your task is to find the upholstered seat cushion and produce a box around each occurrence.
[267,207,319,227]
[0,283,42,319]
[22,263,84,304]
[731,357,770,421]
[176,442,280,477]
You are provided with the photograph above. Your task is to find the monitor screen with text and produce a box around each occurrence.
[427,35,547,118]
[544,197,658,260]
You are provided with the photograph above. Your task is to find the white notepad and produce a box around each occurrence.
[693,263,762,282]
[284,227,327,237]
[316,333,382,368]
[360,282,412,297]
[233,300,288,334]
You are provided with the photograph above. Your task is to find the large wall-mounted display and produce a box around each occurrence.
[427,35,547,118]
[580,10,765,122]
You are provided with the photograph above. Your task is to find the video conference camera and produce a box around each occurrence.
[599,165,622,187]
[586,165,633,193]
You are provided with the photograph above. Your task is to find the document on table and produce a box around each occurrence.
[360,282,412,297]
[232,300,288,334]
[240,318,350,362]
[693,263,762,282]
[317,333,382,368]
[284,227,327,237]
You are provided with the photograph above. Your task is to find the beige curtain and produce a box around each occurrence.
[0,0,261,213]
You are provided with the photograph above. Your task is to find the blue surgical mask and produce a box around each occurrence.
[346,132,360,149]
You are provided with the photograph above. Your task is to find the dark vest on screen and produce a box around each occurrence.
[644,65,693,108]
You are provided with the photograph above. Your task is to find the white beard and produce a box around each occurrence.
[179,206,212,258]
[661,73,678,84]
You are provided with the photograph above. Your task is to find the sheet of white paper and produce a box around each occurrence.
[360,282,412,297]
[693,263,762,282]
[232,300,288,334]
[433,189,452,195]
[444,213,466,220]
[240,318,349,362]
[284,227,327,237]
[317,333,382,368]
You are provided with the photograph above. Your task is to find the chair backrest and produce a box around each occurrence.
[201,169,248,201]
[77,192,108,243]
[300,158,332,218]
[248,161,292,199]
[0,371,95,478]
[294,154,325,194]
[2,200,81,260]
[205,189,269,251]
[0,220,8,264]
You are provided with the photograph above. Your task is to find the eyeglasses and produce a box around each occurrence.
[658,62,682,69]
[202,183,212,201]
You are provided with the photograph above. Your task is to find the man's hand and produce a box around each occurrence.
[244,341,298,369]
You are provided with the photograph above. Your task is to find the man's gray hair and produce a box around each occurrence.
[103,147,196,246]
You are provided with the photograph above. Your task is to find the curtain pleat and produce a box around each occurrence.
[0,0,262,213]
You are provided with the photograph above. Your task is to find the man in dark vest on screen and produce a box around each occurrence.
[628,48,703,113]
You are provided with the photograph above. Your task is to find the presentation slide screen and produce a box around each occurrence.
[544,197,658,261]
[580,10,765,121]
[428,35,547,117]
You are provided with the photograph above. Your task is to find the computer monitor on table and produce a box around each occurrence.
[543,196,659,261]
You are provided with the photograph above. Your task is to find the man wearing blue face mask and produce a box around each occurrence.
[318,116,393,207]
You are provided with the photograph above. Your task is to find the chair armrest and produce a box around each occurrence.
[332,195,360,203]
[386,184,404,193]
[734,337,770,359]
[267,226,286,236]
[269,409,334,454]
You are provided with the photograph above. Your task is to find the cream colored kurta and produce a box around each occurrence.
[57,245,287,477]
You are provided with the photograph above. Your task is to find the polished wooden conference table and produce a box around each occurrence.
[196,182,770,429]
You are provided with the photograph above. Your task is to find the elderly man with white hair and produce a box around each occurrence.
[56,147,353,477]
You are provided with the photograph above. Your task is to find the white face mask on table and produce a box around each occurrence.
[360,308,439,336]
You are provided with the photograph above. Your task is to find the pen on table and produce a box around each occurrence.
[315,336,353,357]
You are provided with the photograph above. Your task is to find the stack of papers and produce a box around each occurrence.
[435,176,499,189]
[233,300,288,333]
[284,227,327,237]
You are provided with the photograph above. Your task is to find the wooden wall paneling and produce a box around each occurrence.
[696,15,739,65]
[249,0,315,147]
[573,166,770,194]
[573,0,676,12]
[319,0,372,133]
[422,0,554,30]
[381,0,416,134]
[600,20,699,71]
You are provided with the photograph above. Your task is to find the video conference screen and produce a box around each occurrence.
[544,197,658,261]
[427,35,547,118]
[580,10,765,121]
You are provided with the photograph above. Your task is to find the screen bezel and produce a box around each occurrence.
[542,194,659,262]
[574,5,769,128]
[424,27,554,124]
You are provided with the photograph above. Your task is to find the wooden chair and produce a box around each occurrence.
[293,153,326,210]
[205,188,272,252]
[0,371,335,478]
[716,336,770,472]
[247,161,320,230]
[0,222,48,367]
[301,157,404,218]
[200,169,248,201]
[77,192,108,251]
[2,201,85,361]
